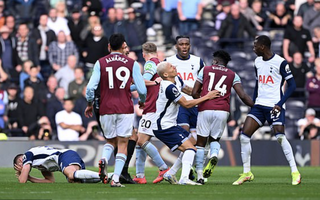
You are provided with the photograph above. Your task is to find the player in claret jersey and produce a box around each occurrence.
[85,33,146,187]
[132,42,170,184]
[232,35,301,186]
[192,50,254,184]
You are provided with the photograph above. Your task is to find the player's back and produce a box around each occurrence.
[24,146,68,172]
[98,53,135,114]
[143,57,160,114]
[198,65,237,112]
[254,54,291,107]
[166,54,204,100]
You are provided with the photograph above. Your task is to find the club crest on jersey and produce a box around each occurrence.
[172,87,180,97]
[285,65,291,73]
[177,72,194,81]
[259,75,274,84]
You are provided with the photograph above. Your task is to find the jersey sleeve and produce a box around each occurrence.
[233,73,241,86]
[279,60,294,80]
[143,61,157,77]
[197,68,204,84]
[23,151,34,166]
[86,61,101,103]
[165,84,183,103]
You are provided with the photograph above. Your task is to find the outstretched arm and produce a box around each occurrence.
[178,90,220,108]
[233,83,254,107]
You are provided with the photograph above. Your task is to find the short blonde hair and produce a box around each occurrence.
[142,42,157,54]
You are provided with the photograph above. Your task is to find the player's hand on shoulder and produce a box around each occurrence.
[206,90,220,100]
[155,77,162,83]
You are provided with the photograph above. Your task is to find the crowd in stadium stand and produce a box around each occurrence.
[0,0,319,141]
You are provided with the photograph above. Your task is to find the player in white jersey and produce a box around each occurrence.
[232,35,301,186]
[152,62,220,185]
[165,35,205,135]
[13,146,101,183]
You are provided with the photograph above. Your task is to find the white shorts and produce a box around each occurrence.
[138,113,157,136]
[100,114,134,139]
[197,110,229,139]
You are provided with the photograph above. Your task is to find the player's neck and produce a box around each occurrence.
[262,51,273,61]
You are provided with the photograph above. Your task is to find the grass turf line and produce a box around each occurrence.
[0,166,319,200]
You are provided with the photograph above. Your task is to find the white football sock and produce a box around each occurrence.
[168,152,183,175]
[275,133,298,173]
[240,134,252,173]
[180,149,196,181]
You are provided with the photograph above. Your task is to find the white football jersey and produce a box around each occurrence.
[254,54,293,108]
[166,54,205,100]
[23,146,68,172]
[153,76,185,130]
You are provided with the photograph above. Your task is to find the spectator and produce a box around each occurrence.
[297,0,314,18]
[0,26,18,79]
[8,0,37,25]
[19,60,43,95]
[44,75,58,103]
[31,14,57,82]
[298,108,320,140]
[18,86,51,140]
[215,1,231,30]
[68,67,87,100]
[102,8,116,40]
[82,25,109,77]
[48,30,79,72]
[55,98,85,141]
[46,87,64,139]
[80,15,100,43]
[211,3,256,48]
[268,2,291,29]
[239,0,263,31]
[82,0,102,17]
[303,0,320,37]
[5,15,16,37]
[161,0,178,44]
[24,66,47,103]
[6,83,23,136]
[67,9,86,51]
[251,0,268,28]
[0,0,7,28]
[16,23,39,68]
[283,15,315,63]
[126,8,146,63]
[141,0,157,35]
[54,55,77,94]
[55,1,68,18]
[290,52,313,98]
[74,86,103,141]
[215,0,235,13]
[306,58,320,117]
[313,26,320,57]
[114,8,128,38]
[47,8,71,41]
[177,0,203,35]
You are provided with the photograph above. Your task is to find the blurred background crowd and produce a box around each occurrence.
[0,0,319,141]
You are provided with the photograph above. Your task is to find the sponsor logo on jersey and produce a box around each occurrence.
[145,63,153,71]
[259,75,274,84]
[177,72,194,81]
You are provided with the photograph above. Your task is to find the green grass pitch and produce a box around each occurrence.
[0,166,319,200]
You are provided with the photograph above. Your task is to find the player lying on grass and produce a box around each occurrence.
[13,146,101,183]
